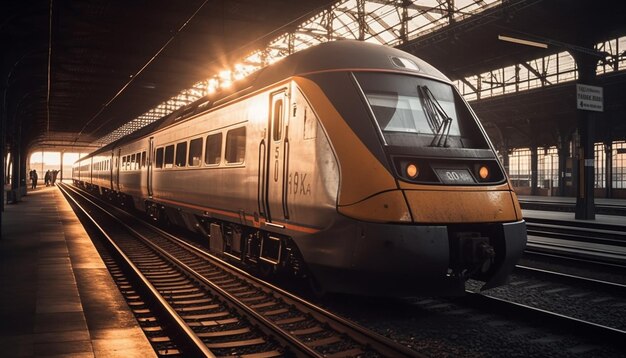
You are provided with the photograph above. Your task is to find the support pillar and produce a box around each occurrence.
[574,52,598,220]
[530,146,538,195]
[605,141,612,198]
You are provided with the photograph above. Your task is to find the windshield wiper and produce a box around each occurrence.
[418,85,453,147]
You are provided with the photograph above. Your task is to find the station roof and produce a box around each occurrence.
[2,0,626,153]
[1,0,332,150]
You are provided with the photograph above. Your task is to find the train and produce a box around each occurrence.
[73,40,527,296]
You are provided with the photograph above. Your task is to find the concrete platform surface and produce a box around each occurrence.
[1,185,156,357]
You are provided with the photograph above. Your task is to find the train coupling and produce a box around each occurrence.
[450,232,495,278]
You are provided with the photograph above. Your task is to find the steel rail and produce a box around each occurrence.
[464,291,626,346]
[121,222,324,357]
[61,183,305,357]
[64,183,424,358]
[142,214,424,358]
[523,248,626,271]
[515,264,626,291]
[58,183,215,357]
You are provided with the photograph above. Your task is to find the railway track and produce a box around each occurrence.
[457,263,626,347]
[463,291,626,347]
[59,183,422,357]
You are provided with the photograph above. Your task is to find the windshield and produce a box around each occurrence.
[355,72,488,149]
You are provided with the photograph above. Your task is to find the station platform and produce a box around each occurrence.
[522,208,626,227]
[0,185,156,357]
[518,195,626,208]
[519,195,626,227]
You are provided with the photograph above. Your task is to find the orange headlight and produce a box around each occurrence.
[479,165,489,180]
[406,163,419,179]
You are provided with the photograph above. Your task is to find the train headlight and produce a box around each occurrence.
[479,165,490,180]
[406,163,419,179]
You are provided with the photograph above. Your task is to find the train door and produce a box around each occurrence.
[109,152,114,190]
[115,148,121,191]
[147,137,154,197]
[264,89,290,223]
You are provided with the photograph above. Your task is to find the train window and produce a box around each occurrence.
[155,147,164,168]
[188,138,202,167]
[136,152,140,170]
[294,88,317,140]
[141,151,146,168]
[355,72,488,149]
[122,156,126,171]
[205,133,222,165]
[225,127,246,164]
[164,145,174,168]
[273,99,283,141]
[131,154,136,170]
[175,142,187,167]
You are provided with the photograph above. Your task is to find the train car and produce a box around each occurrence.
[73,40,526,296]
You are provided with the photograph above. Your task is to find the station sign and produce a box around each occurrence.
[576,84,603,112]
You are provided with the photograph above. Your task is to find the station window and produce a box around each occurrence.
[175,142,187,167]
[614,141,626,189]
[155,147,164,168]
[225,127,246,164]
[188,138,203,167]
[537,146,559,190]
[295,88,317,140]
[164,145,174,168]
[205,133,222,165]
[509,148,532,188]
[595,143,606,189]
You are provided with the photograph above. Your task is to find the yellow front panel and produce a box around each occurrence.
[338,190,412,223]
[405,190,518,223]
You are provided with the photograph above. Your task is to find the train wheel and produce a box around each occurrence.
[257,262,274,278]
[308,276,327,298]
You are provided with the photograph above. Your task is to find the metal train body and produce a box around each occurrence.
[73,41,526,296]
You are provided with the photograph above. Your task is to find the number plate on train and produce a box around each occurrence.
[434,168,475,184]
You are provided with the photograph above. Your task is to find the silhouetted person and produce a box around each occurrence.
[31,170,38,189]
[44,170,51,186]
[52,169,59,185]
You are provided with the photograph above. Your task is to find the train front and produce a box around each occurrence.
[297,44,527,296]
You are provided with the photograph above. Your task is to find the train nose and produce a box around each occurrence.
[403,189,520,224]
